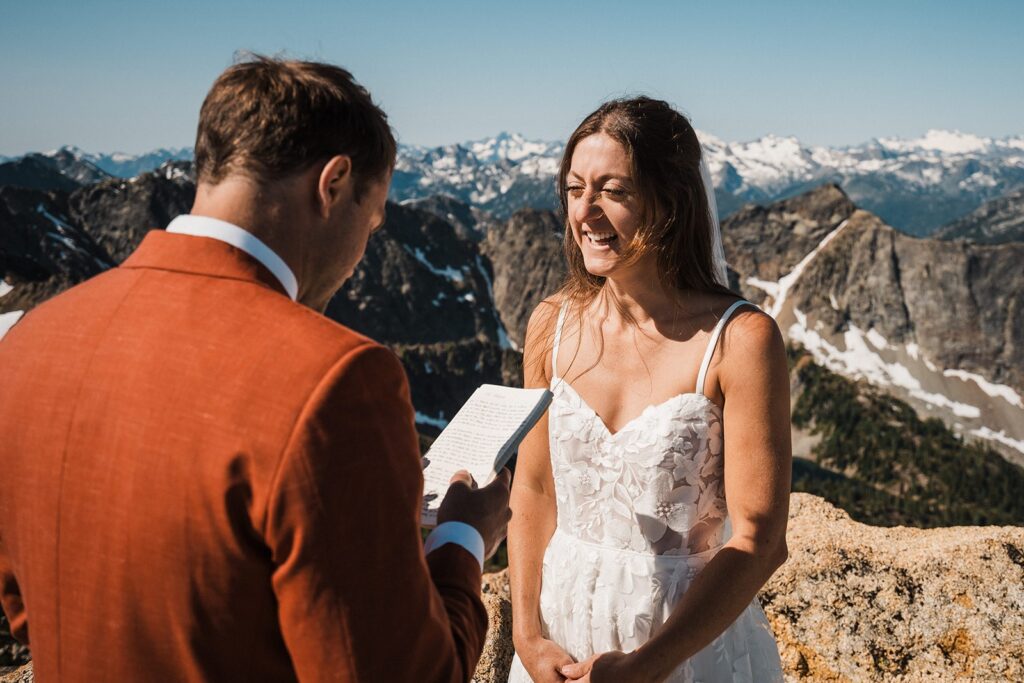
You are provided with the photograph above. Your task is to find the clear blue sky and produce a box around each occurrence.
[2,0,1021,155]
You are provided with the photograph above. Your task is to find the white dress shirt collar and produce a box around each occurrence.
[165,215,299,301]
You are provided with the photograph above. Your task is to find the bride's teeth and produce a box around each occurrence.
[587,232,616,243]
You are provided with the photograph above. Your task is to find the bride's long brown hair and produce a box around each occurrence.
[534,97,737,381]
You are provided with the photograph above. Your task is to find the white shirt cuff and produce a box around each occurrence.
[424,521,485,572]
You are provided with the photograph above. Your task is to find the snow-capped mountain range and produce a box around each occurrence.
[392,129,1024,235]
[6,128,1023,236]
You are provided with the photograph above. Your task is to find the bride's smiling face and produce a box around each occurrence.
[566,133,646,278]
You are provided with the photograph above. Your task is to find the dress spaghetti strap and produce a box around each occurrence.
[551,303,568,379]
[696,300,757,396]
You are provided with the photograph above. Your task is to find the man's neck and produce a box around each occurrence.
[190,176,317,306]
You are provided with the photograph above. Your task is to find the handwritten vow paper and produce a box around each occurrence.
[421,384,552,526]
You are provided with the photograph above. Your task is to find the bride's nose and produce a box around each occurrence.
[573,193,603,225]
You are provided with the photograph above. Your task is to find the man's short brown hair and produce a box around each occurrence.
[194,54,396,198]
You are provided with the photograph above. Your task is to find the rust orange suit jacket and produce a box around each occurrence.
[0,230,487,682]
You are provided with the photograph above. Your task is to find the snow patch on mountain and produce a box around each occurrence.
[36,203,110,270]
[971,426,1024,454]
[943,369,1023,409]
[748,219,851,318]
[786,306,1024,459]
[403,245,466,282]
[705,134,816,191]
[789,308,983,420]
[865,328,889,350]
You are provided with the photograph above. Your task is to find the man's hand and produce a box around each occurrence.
[561,651,648,682]
[437,468,512,559]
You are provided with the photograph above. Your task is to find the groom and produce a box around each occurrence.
[0,56,510,681]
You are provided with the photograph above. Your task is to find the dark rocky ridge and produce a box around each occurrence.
[326,201,501,347]
[323,199,521,436]
[784,159,1020,238]
[0,187,113,314]
[404,194,490,242]
[0,149,110,192]
[0,156,81,193]
[67,161,196,264]
[394,340,523,435]
[481,209,566,348]
[721,185,1024,396]
[933,186,1024,244]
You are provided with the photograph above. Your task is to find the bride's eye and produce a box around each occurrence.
[564,185,585,196]
[602,187,627,198]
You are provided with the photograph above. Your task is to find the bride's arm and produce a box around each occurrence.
[508,301,574,680]
[567,309,792,683]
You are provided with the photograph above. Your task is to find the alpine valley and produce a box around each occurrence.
[1,133,1023,534]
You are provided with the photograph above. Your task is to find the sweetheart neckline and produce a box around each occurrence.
[551,377,720,439]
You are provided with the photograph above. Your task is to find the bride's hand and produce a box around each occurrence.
[516,635,577,683]
[560,650,652,682]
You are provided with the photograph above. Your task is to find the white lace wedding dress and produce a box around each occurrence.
[508,300,783,682]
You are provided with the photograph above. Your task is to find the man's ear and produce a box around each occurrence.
[317,155,353,219]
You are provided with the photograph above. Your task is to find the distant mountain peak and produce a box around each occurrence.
[877,129,993,155]
[466,132,563,164]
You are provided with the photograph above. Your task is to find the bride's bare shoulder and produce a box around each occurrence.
[525,294,565,341]
[522,294,566,383]
[718,302,787,383]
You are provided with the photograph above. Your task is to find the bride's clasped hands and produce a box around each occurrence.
[515,635,642,683]
[559,650,643,682]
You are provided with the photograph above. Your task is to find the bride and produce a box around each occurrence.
[507,97,790,682]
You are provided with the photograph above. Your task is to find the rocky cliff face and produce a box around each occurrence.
[789,210,1024,392]
[723,184,857,304]
[0,161,195,315]
[723,186,1024,465]
[471,493,1024,683]
[934,186,1024,244]
[480,209,566,348]
[395,340,523,435]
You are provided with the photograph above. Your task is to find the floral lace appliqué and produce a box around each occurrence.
[549,380,727,556]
